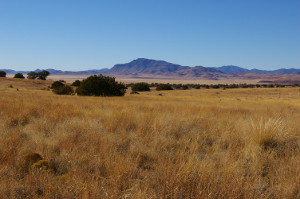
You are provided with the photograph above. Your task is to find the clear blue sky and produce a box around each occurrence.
[0,0,299,71]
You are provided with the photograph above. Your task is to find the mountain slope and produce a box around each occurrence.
[214,65,249,74]
[107,58,188,75]
[104,58,227,79]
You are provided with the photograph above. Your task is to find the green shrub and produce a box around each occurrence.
[53,85,74,95]
[131,82,150,91]
[26,70,50,80]
[76,74,126,96]
[71,80,81,87]
[51,81,65,90]
[14,73,25,79]
[37,70,50,80]
[0,71,6,77]
[156,84,173,91]
[27,72,38,79]
[51,81,74,95]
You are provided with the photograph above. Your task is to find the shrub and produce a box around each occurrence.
[76,74,126,96]
[156,84,173,91]
[53,85,74,95]
[51,81,65,90]
[181,85,189,90]
[0,71,6,77]
[51,81,74,95]
[26,70,50,80]
[27,72,38,79]
[131,82,150,91]
[14,73,25,79]
[37,70,50,80]
[71,80,81,87]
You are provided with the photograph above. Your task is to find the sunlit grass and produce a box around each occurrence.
[0,78,299,198]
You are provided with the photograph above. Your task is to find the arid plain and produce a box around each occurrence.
[0,77,299,198]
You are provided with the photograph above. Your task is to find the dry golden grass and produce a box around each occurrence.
[0,78,299,198]
[0,77,51,91]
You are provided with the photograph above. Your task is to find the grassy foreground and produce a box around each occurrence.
[0,79,299,198]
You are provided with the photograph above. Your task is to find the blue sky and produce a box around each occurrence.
[0,0,299,71]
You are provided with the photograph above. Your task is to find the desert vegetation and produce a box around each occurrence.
[51,80,74,95]
[0,77,299,198]
[13,73,25,79]
[156,83,173,91]
[71,80,81,87]
[131,82,150,92]
[76,74,126,96]
[0,71,6,77]
[133,82,300,90]
[27,71,50,80]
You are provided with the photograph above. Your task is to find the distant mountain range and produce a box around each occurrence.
[1,58,299,80]
[102,58,300,80]
[215,65,300,74]
[104,58,228,79]
[0,68,109,75]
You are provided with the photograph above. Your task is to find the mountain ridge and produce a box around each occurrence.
[1,58,299,79]
[215,65,300,74]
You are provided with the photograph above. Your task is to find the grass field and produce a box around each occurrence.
[0,77,299,198]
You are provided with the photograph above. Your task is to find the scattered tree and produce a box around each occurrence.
[37,70,50,80]
[14,73,25,79]
[156,84,173,91]
[0,71,6,77]
[27,72,38,79]
[76,74,126,96]
[131,82,150,91]
[26,70,50,80]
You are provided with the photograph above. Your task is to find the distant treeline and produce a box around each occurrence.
[126,83,300,90]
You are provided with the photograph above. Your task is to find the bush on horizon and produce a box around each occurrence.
[14,73,25,79]
[0,71,6,77]
[27,70,50,80]
[27,72,39,79]
[131,82,150,91]
[156,84,173,91]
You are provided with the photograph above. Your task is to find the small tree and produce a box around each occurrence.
[131,82,150,91]
[14,73,25,79]
[27,72,38,79]
[37,70,50,80]
[71,80,81,87]
[76,74,126,96]
[51,80,65,90]
[51,81,74,95]
[0,71,6,77]
[156,84,173,91]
